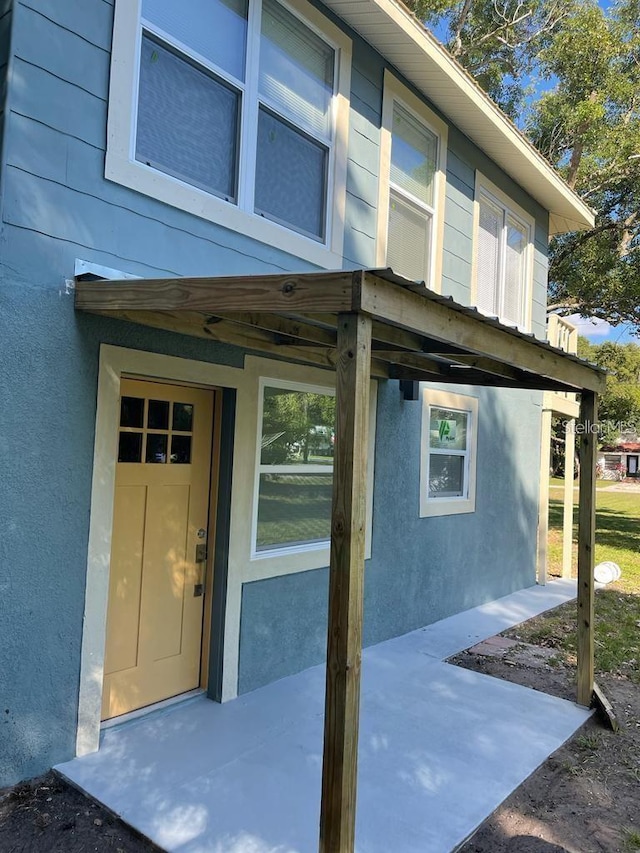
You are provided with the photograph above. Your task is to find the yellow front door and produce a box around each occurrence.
[102,378,215,720]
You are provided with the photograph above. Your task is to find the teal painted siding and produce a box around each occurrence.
[0,0,553,786]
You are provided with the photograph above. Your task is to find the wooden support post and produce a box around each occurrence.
[319,313,372,853]
[537,408,553,585]
[562,419,576,578]
[577,391,597,706]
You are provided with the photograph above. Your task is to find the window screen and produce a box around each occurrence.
[255,108,327,239]
[136,35,240,201]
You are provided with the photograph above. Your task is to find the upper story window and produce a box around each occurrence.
[377,71,448,291]
[106,0,352,268]
[473,174,534,331]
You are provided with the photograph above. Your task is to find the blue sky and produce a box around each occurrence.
[567,315,637,344]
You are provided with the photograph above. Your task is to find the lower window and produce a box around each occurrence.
[420,388,478,517]
[255,381,336,553]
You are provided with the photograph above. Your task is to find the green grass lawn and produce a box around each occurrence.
[509,485,640,681]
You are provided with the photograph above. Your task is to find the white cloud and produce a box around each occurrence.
[565,314,612,338]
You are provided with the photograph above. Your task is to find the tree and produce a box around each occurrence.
[261,389,335,464]
[410,0,576,117]
[406,0,640,333]
[532,1,640,331]
[577,337,640,442]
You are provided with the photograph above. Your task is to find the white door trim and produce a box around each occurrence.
[76,345,245,756]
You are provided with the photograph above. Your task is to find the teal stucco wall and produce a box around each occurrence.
[1,0,544,785]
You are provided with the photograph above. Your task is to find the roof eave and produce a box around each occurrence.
[325,0,595,233]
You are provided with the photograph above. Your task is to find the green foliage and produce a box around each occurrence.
[577,338,640,441]
[260,388,335,464]
[406,0,640,332]
[407,0,576,117]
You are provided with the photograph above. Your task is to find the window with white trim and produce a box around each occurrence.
[254,380,335,554]
[474,177,533,330]
[378,72,448,290]
[420,388,478,517]
[106,0,351,267]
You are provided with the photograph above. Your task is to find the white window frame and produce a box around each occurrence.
[252,377,336,558]
[472,172,535,332]
[377,70,448,292]
[106,0,351,268]
[420,387,478,517]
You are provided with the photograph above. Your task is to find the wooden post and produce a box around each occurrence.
[537,408,553,585]
[319,313,372,853]
[577,391,597,706]
[562,419,576,578]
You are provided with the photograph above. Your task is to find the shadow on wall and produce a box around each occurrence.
[364,381,543,646]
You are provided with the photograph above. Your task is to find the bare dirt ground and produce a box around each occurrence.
[0,773,161,853]
[453,640,640,853]
[2,635,638,853]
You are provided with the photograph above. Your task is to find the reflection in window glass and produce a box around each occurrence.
[257,473,333,550]
[428,454,464,497]
[429,408,468,451]
[146,433,168,463]
[172,403,194,432]
[170,435,192,464]
[118,432,143,463]
[257,384,335,552]
[142,0,249,82]
[427,405,470,501]
[260,387,335,465]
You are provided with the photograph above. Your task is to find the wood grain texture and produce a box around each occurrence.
[359,273,607,393]
[577,391,597,706]
[320,313,372,853]
[75,273,356,314]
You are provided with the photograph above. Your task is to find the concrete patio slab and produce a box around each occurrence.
[57,580,589,853]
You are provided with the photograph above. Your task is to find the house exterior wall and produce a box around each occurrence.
[0,0,543,786]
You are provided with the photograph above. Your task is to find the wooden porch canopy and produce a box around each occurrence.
[76,268,606,853]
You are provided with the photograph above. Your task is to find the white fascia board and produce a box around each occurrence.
[325,0,595,234]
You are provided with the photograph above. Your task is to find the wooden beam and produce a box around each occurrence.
[537,408,553,584]
[75,271,356,314]
[320,313,371,853]
[577,391,597,706]
[371,350,450,378]
[214,312,337,347]
[358,273,606,393]
[387,366,568,390]
[562,420,576,579]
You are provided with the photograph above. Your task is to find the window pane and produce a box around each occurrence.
[476,196,501,315]
[503,216,527,326]
[170,435,192,464]
[142,0,248,81]
[387,188,431,282]
[429,454,465,498]
[136,35,239,201]
[261,387,335,465]
[118,432,143,463]
[172,403,194,432]
[120,397,144,428]
[429,408,468,450]
[390,103,437,206]
[255,108,327,239]
[146,433,168,463]
[257,473,333,550]
[259,0,334,138]
[147,399,170,430]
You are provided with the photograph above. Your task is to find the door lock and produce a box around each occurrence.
[195,543,207,563]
